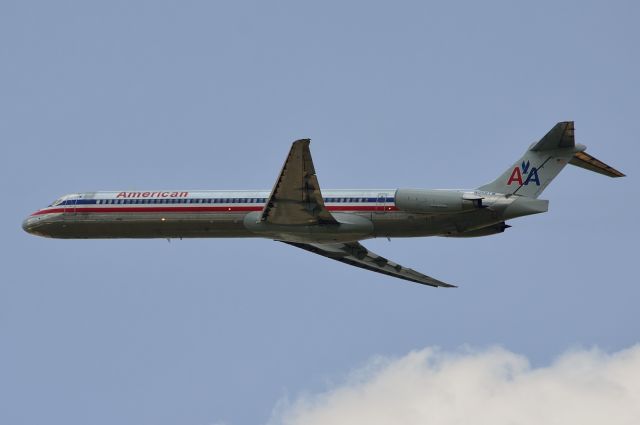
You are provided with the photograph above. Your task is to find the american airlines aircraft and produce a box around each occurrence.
[23,122,623,287]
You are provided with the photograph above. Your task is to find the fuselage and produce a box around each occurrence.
[22,188,548,243]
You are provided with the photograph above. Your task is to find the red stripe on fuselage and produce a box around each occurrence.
[32,205,399,216]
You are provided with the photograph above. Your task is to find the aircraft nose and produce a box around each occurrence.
[22,215,44,235]
[22,217,35,234]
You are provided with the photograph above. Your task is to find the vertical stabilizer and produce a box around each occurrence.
[477,122,579,198]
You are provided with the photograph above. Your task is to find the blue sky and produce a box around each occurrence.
[2,1,639,424]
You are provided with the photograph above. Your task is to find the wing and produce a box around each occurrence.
[261,139,338,225]
[282,241,456,288]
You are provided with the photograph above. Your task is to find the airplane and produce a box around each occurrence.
[23,121,624,287]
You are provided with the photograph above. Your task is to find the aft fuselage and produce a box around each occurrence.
[23,189,547,243]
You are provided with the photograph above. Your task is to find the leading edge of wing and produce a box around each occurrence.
[282,241,456,288]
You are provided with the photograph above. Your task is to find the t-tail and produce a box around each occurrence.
[477,121,625,198]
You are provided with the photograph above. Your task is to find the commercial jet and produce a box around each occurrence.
[23,122,624,287]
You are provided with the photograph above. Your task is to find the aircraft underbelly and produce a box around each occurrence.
[31,212,252,239]
[371,209,502,238]
[28,209,501,240]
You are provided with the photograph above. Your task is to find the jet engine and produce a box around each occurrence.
[395,189,484,214]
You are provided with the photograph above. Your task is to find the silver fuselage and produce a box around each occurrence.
[23,188,548,243]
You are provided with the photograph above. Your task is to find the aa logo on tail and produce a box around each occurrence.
[507,161,540,186]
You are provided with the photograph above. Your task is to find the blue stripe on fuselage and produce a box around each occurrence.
[61,197,395,205]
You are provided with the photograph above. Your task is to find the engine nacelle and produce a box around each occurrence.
[395,189,483,214]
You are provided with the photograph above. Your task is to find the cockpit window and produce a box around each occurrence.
[49,198,64,207]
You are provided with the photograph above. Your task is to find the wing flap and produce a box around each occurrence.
[283,241,455,288]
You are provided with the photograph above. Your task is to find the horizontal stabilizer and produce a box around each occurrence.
[569,151,625,178]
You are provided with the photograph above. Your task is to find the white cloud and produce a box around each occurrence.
[270,345,640,425]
